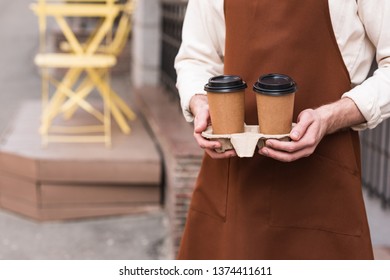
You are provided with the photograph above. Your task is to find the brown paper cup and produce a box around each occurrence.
[256,93,295,135]
[205,75,247,134]
[253,73,297,135]
[207,91,245,134]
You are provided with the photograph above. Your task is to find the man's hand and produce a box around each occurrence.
[190,94,236,159]
[258,109,327,162]
[259,97,366,162]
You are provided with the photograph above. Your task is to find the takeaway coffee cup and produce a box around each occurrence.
[204,75,247,134]
[253,73,297,135]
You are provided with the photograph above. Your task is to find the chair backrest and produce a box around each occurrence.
[31,0,122,55]
[54,0,136,57]
[103,0,135,56]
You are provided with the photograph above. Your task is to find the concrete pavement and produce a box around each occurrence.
[0,210,170,260]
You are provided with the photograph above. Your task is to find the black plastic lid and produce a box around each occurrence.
[204,75,247,93]
[253,73,297,96]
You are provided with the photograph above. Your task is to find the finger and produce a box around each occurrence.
[262,129,318,160]
[205,148,237,159]
[290,110,315,141]
[259,146,311,162]
[265,137,311,154]
[194,108,210,134]
[194,132,236,159]
[194,132,222,149]
[266,122,319,154]
[264,110,315,152]
[265,139,304,154]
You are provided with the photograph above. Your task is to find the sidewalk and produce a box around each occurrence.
[363,189,390,259]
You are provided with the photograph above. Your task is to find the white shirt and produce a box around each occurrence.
[175,0,390,130]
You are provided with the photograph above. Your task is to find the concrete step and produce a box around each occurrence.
[0,101,162,220]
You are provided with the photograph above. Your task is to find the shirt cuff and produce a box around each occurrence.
[342,88,382,131]
[180,92,207,123]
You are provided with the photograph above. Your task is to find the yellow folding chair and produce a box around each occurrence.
[31,0,134,146]
[59,0,137,128]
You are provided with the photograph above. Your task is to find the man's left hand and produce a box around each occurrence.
[259,109,327,162]
[258,97,366,162]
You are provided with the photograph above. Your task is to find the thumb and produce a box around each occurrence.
[194,109,210,133]
[290,110,314,141]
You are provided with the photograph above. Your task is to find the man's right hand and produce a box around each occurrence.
[190,94,237,159]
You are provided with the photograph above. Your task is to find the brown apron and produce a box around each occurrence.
[177,0,374,260]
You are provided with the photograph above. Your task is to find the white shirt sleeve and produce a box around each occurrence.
[174,0,225,122]
[342,0,390,130]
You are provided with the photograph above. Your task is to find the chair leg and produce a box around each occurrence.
[111,90,137,121]
[40,68,82,134]
[86,67,131,134]
[102,83,112,148]
[47,76,105,122]
[94,68,137,121]
[61,75,97,120]
[64,69,137,122]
